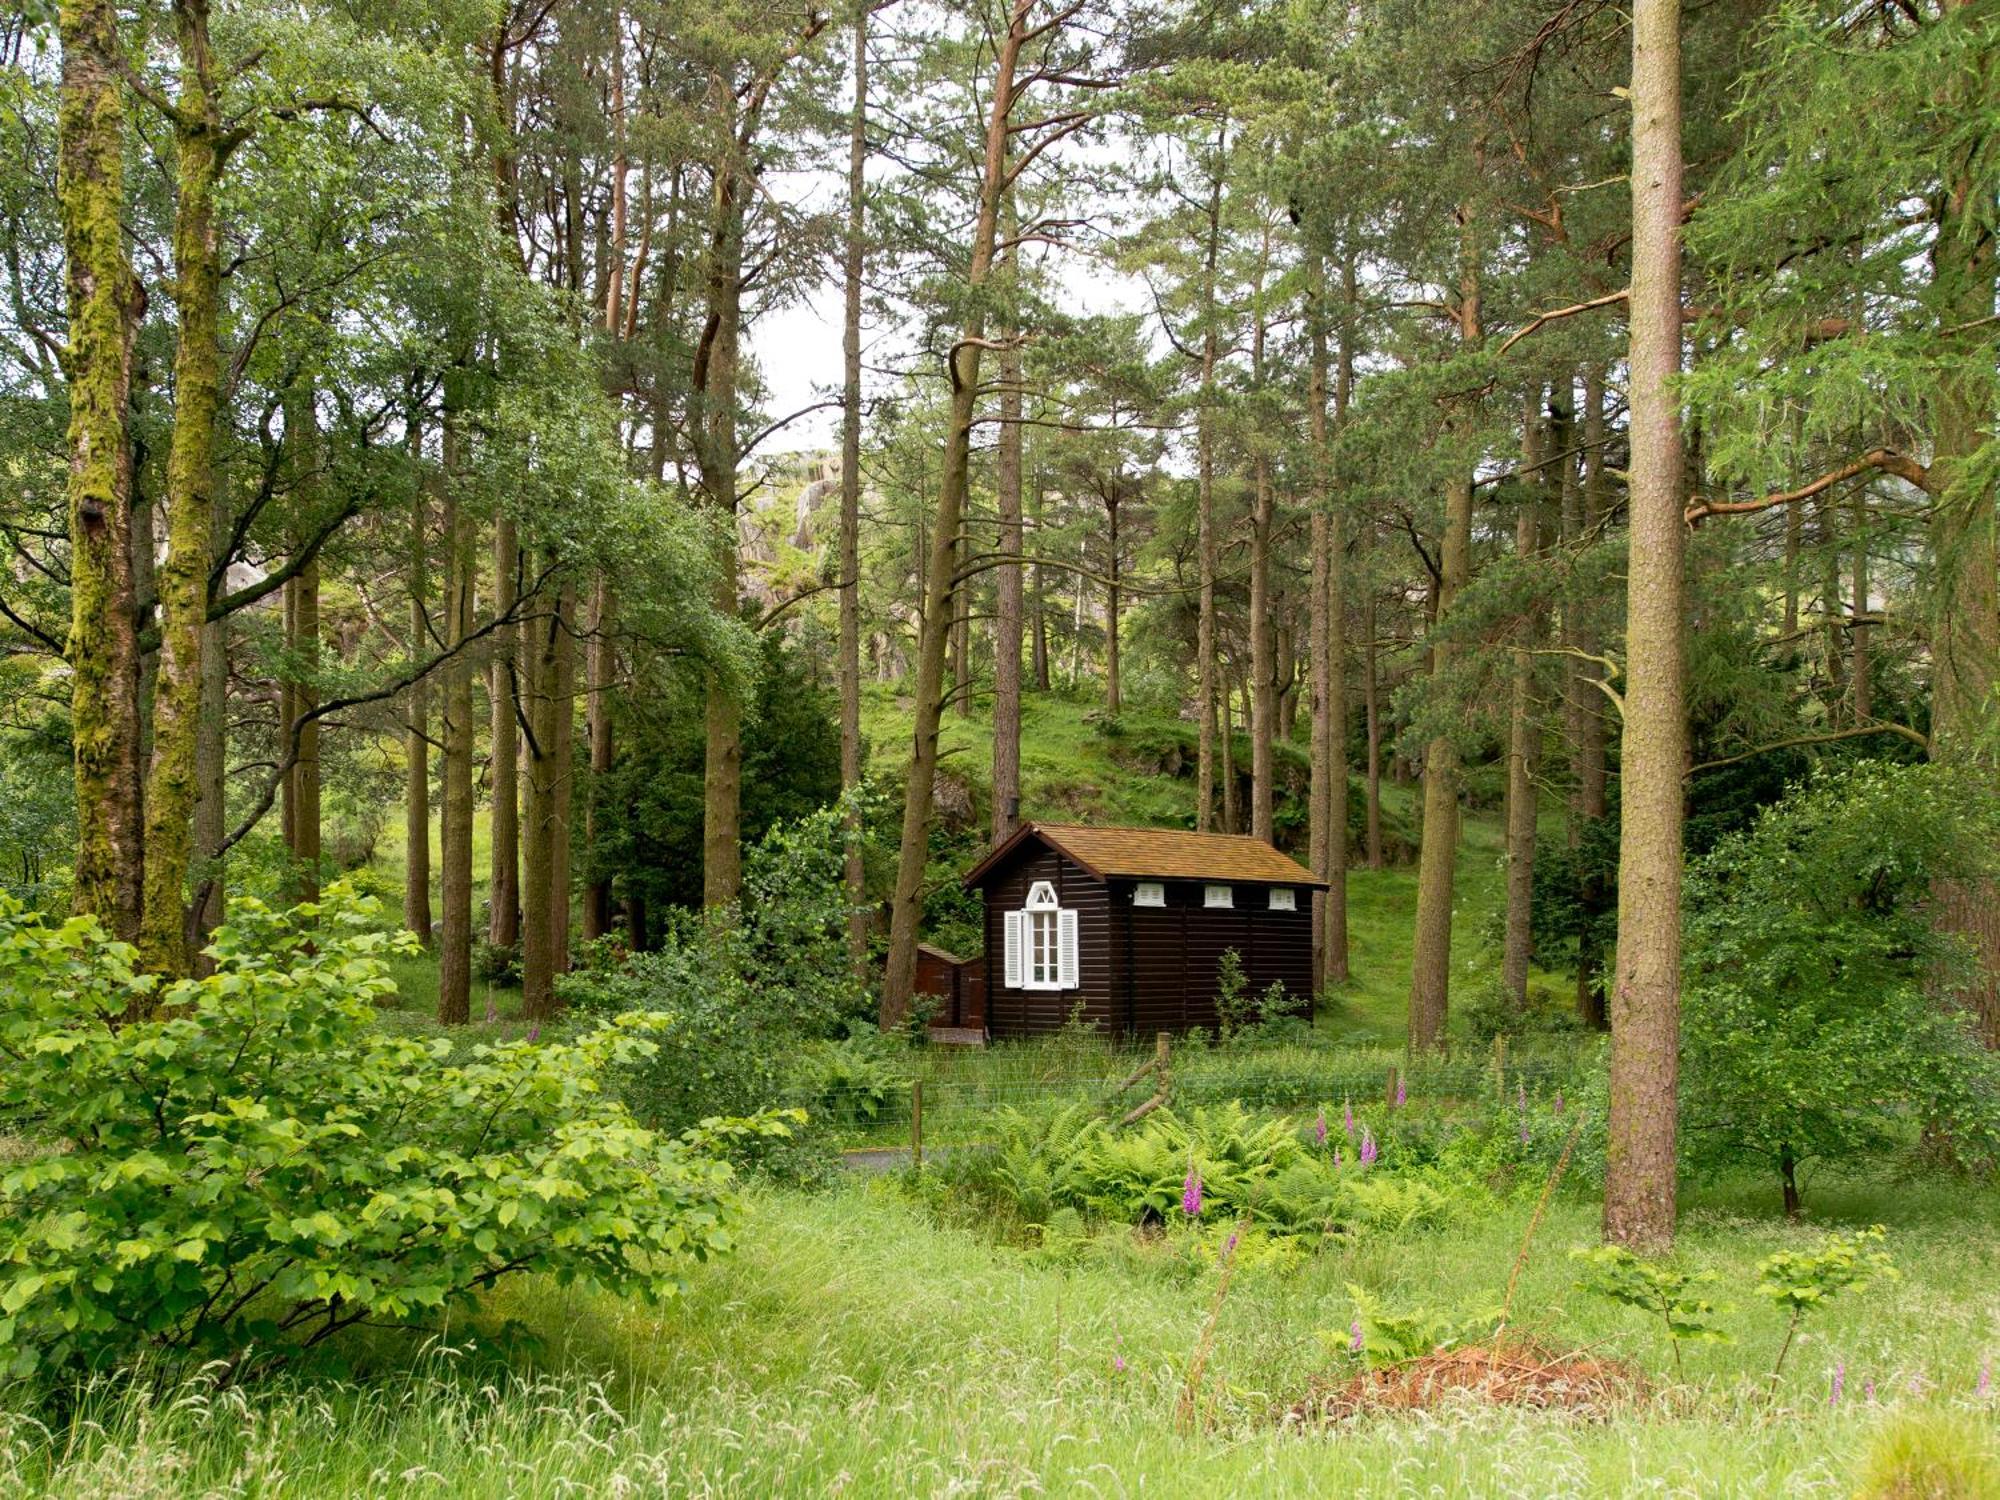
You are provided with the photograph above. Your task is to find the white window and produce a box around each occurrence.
[1204,884,1234,909]
[1134,881,1165,908]
[1268,888,1297,912]
[1004,881,1077,990]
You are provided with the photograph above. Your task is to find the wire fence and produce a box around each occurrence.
[791,1044,1586,1154]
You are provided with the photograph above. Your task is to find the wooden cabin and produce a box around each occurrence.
[961,822,1326,1038]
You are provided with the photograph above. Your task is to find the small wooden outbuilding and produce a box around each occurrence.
[960,822,1326,1039]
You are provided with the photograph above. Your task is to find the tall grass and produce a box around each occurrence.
[6,1177,1997,1497]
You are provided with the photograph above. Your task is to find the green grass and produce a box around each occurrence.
[8,1176,1997,1496]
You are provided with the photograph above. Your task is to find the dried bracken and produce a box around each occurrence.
[1287,1339,1643,1423]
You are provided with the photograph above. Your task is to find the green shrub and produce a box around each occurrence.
[560,804,868,1173]
[1681,762,2000,1213]
[0,887,781,1376]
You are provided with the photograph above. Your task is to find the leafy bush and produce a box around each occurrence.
[1681,762,2000,1213]
[560,803,868,1169]
[0,887,781,1376]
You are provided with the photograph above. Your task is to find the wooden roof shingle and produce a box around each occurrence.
[962,821,1326,889]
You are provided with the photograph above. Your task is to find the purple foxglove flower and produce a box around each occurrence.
[1182,1166,1203,1217]
[1359,1127,1377,1167]
[1394,1074,1406,1109]
[1314,1109,1328,1147]
[1332,1146,1343,1170]
[1554,1089,1565,1116]
[1981,1359,1992,1397]
[1225,1231,1240,1257]
[526,1023,540,1042]
[1865,1379,1876,1402]
[1113,1354,1127,1373]
[1343,1097,1354,1139]
[1519,1119,1531,1146]
[1830,1361,1845,1405]
[1516,1081,1527,1113]
[1349,1318,1364,1353]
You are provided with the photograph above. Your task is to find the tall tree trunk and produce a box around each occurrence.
[488,517,520,947]
[1221,670,1239,835]
[881,5,1025,1027]
[1195,130,1225,833]
[285,389,322,904]
[1105,488,1121,716]
[1363,569,1383,870]
[1407,216,1482,1053]
[1818,489,1846,715]
[140,0,229,975]
[1030,469,1051,691]
[1501,389,1545,1013]
[841,0,870,955]
[1851,485,1871,722]
[1247,229,1275,845]
[1309,251,1352,987]
[551,585,576,974]
[521,577,559,1020]
[58,0,144,947]
[696,95,749,908]
[1569,366,1611,1030]
[1927,0,2000,1043]
[438,397,474,1026]
[405,418,433,945]
[992,237,1024,844]
[1605,0,1687,1251]
[582,575,614,941]
[191,497,228,971]
[951,559,971,718]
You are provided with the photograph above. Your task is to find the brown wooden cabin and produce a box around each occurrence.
[961,822,1327,1039]
[914,941,986,1037]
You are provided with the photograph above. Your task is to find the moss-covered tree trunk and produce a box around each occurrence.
[1605,0,1687,1251]
[58,0,145,947]
[139,0,233,975]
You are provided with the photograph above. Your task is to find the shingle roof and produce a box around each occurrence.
[963,821,1326,889]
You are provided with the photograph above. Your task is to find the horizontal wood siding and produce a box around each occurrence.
[975,845,1315,1038]
[981,843,1114,1037]
[1115,879,1314,1034]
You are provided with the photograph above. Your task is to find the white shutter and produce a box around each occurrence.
[1003,910,1024,988]
[1057,908,1080,990]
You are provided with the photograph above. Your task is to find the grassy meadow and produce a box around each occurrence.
[6,697,1993,1499]
[5,1178,1998,1496]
